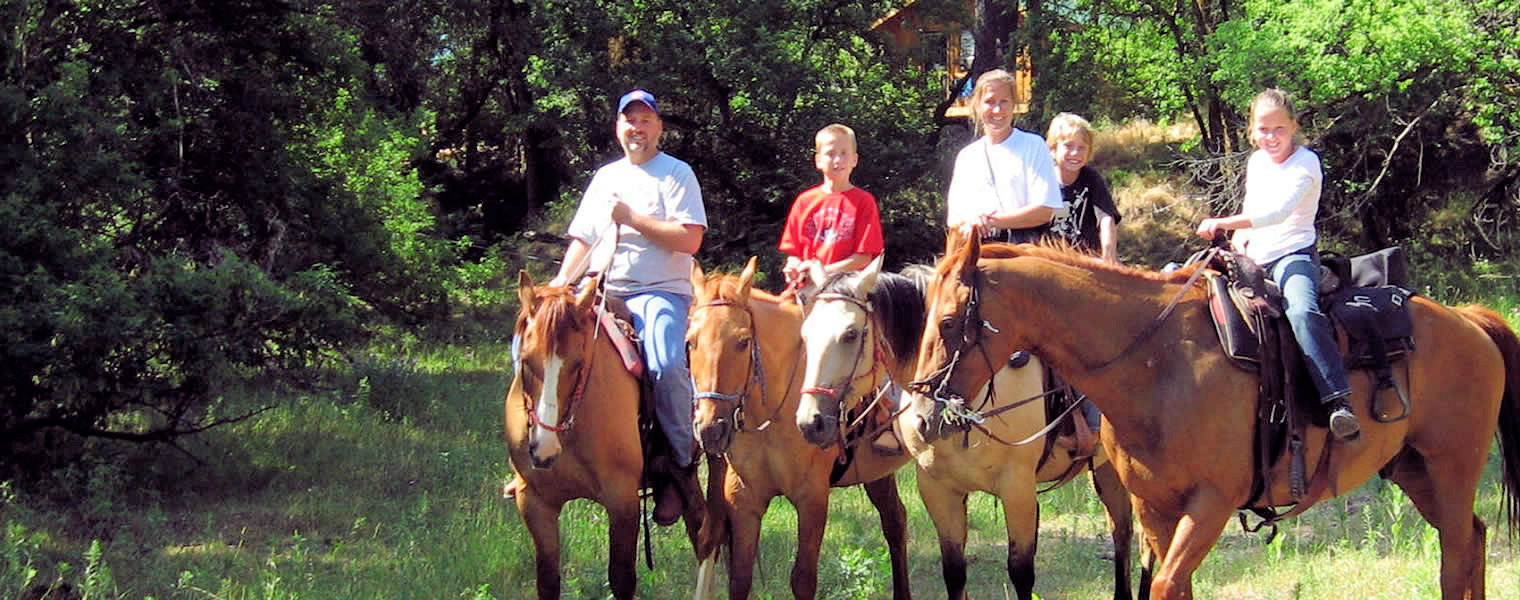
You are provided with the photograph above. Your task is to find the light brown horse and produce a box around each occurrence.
[908,231,1520,600]
[505,272,717,599]
[794,256,1148,600]
[686,258,913,599]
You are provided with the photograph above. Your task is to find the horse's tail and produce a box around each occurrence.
[1455,304,1520,537]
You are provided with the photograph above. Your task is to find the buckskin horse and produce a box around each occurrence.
[794,256,1148,600]
[685,258,913,599]
[505,272,718,599]
[909,231,1520,600]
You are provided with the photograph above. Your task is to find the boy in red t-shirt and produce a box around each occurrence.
[780,124,901,454]
[779,124,884,288]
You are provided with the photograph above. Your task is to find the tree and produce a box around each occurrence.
[0,0,449,458]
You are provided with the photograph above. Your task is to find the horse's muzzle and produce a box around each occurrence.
[527,438,559,470]
[696,418,733,455]
[797,411,840,448]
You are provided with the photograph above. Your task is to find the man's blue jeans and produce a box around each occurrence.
[1266,249,1352,402]
[623,291,697,468]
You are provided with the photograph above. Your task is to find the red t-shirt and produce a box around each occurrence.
[778,185,884,265]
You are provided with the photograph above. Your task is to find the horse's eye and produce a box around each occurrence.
[939,316,957,335]
[736,337,751,352]
[841,328,860,344]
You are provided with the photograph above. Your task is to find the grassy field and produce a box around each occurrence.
[4,331,1519,600]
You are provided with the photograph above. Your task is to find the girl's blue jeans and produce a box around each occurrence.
[1265,248,1352,402]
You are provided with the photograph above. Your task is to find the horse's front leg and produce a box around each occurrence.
[516,488,564,600]
[692,458,731,600]
[605,490,642,599]
[788,485,832,600]
[862,474,913,599]
[998,472,1040,600]
[724,482,769,600]
[1090,460,1144,600]
[1148,489,1233,600]
[916,469,972,600]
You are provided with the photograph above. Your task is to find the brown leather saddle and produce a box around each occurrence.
[1203,248,1416,512]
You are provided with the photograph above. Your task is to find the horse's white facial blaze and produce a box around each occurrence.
[797,299,872,426]
[531,351,565,460]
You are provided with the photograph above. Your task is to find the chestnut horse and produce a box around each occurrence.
[793,256,1148,600]
[505,272,718,599]
[909,231,1520,600]
[685,258,913,599]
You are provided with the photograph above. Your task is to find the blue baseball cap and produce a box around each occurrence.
[616,89,658,115]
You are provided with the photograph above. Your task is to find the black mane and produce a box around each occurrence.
[817,267,928,361]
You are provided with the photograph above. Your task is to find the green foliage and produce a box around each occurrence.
[0,0,455,458]
[1042,0,1520,260]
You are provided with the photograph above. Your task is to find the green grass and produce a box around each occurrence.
[4,336,1520,599]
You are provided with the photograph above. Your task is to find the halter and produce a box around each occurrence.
[801,291,900,447]
[691,298,794,433]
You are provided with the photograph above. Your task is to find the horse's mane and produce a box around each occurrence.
[517,287,586,349]
[817,267,930,361]
[943,241,1202,285]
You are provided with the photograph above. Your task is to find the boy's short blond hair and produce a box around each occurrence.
[1046,112,1096,160]
[815,123,857,154]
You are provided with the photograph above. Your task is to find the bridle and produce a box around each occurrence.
[907,265,1008,427]
[800,291,900,447]
[521,300,602,434]
[908,247,1220,430]
[690,298,797,433]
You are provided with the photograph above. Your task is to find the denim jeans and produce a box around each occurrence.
[511,290,697,468]
[623,291,697,468]
[1265,249,1352,402]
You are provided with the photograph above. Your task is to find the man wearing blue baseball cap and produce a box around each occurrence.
[547,89,707,525]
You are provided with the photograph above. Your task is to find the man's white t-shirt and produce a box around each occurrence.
[567,152,707,296]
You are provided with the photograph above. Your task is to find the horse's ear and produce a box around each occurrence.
[853,254,884,297]
[736,256,758,303]
[575,273,601,311]
[957,232,982,281]
[517,270,536,312]
[690,260,707,299]
[944,226,965,257]
[806,260,828,290]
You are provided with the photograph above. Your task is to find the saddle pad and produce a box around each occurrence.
[599,311,645,378]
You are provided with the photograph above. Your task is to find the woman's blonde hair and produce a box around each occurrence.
[1250,88,1297,123]
[969,69,1018,135]
[1046,113,1096,160]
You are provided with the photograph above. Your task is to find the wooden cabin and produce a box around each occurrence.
[871,0,1033,119]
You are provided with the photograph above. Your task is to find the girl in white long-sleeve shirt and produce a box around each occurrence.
[1196,88,1359,441]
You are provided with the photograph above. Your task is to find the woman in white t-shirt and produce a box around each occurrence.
[945,69,1065,243]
